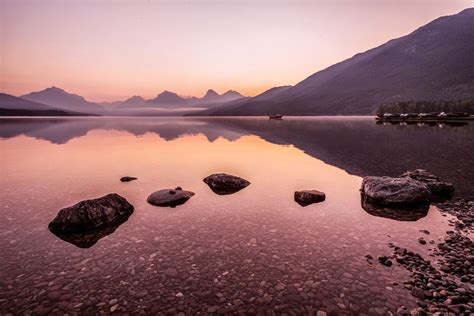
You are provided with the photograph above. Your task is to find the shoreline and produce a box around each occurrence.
[382,198,473,314]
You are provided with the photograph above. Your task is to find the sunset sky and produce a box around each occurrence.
[1,0,472,102]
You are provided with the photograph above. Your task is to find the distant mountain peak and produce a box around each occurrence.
[147,90,185,105]
[126,95,145,101]
[40,86,68,94]
[204,89,219,98]
[223,90,244,97]
[20,86,103,113]
[159,90,179,97]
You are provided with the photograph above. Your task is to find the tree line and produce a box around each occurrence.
[377,100,474,114]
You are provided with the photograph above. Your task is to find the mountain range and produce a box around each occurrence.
[21,86,105,114]
[194,8,474,116]
[2,8,473,116]
[1,87,246,115]
[145,89,245,108]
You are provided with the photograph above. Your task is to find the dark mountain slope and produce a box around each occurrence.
[202,8,474,116]
[0,93,93,116]
[0,93,54,110]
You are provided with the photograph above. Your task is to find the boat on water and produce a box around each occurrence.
[269,115,283,120]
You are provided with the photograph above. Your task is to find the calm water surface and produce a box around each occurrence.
[0,117,473,314]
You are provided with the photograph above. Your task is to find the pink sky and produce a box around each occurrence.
[0,0,471,102]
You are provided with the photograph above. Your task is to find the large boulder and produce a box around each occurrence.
[203,173,250,195]
[361,176,431,207]
[48,193,134,233]
[147,187,195,207]
[400,169,454,201]
[294,190,326,207]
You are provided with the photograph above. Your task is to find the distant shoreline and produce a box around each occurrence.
[0,108,97,117]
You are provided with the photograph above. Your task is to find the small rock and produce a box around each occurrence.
[120,176,137,182]
[147,188,195,207]
[412,288,425,299]
[110,304,119,312]
[294,190,326,207]
[378,256,392,267]
[203,173,250,195]
[263,294,273,304]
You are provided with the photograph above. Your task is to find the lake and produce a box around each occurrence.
[0,116,473,314]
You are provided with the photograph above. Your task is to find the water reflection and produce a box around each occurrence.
[360,199,430,221]
[1,117,473,196]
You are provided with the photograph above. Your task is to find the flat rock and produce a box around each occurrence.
[120,176,137,182]
[294,190,326,206]
[147,187,195,207]
[361,176,431,207]
[400,169,454,201]
[48,193,134,233]
[203,173,250,195]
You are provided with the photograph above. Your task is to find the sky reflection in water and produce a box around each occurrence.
[0,117,471,314]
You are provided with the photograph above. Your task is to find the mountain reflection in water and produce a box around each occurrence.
[1,117,472,196]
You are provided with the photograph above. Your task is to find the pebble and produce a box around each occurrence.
[110,304,119,312]
[207,306,220,313]
[164,268,178,277]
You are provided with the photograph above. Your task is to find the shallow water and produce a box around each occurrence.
[0,117,472,314]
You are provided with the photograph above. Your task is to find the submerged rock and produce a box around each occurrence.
[361,176,431,207]
[147,187,195,207]
[400,169,454,201]
[120,176,137,182]
[48,193,134,233]
[294,190,326,206]
[203,173,250,195]
[50,217,130,248]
